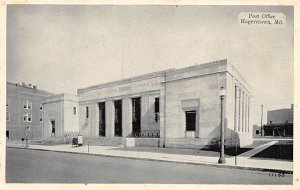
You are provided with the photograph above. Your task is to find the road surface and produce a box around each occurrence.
[6,147,292,184]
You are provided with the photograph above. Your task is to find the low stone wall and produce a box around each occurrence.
[74,137,160,147]
[42,137,67,145]
[164,138,207,149]
[125,138,159,147]
[83,137,125,146]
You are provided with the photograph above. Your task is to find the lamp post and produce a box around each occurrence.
[261,105,263,137]
[218,87,226,164]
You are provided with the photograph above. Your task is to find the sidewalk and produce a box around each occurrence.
[6,140,293,173]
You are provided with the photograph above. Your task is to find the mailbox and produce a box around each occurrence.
[77,135,83,146]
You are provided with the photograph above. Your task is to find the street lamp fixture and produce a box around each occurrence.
[218,87,226,164]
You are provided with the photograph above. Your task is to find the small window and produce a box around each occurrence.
[6,112,10,121]
[256,130,260,135]
[40,104,43,111]
[73,107,76,115]
[28,113,32,122]
[155,97,159,113]
[23,113,32,122]
[6,98,10,107]
[23,100,27,109]
[23,113,28,122]
[23,100,32,110]
[86,106,89,118]
[40,117,43,122]
[28,101,32,110]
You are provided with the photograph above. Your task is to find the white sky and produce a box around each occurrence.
[6,5,294,124]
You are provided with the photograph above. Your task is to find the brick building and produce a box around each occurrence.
[6,82,52,140]
[263,104,294,137]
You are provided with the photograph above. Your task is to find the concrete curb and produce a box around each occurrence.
[7,146,293,174]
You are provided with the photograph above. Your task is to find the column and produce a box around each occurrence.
[122,98,132,137]
[89,103,99,137]
[159,83,166,147]
[105,100,115,137]
[245,94,248,133]
[238,88,241,132]
[141,94,149,132]
[242,91,245,132]
[234,86,238,132]
[244,93,247,133]
[248,96,250,132]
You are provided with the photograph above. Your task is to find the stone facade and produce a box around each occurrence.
[42,94,79,143]
[77,59,253,148]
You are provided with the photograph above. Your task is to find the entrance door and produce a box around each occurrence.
[51,120,55,137]
[98,102,106,136]
[132,97,141,136]
[186,111,196,131]
[114,100,122,137]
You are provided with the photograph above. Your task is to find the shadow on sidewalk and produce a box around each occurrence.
[111,146,253,158]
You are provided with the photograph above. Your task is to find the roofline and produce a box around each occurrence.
[226,62,253,93]
[166,59,227,75]
[77,59,230,93]
[6,81,53,95]
[77,69,173,93]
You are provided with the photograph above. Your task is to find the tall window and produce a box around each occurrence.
[86,106,89,118]
[154,97,159,122]
[73,107,76,115]
[23,100,32,110]
[155,97,159,113]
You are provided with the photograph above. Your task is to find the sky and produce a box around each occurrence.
[6,5,294,124]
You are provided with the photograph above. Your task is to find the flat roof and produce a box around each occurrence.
[77,59,253,94]
[7,81,53,96]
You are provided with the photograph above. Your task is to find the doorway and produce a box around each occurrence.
[132,97,141,136]
[114,100,122,137]
[98,102,106,136]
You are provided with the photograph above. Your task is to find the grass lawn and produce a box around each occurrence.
[251,141,293,161]
[201,147,252,156]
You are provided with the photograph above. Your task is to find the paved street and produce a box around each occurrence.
[6,148,292,184]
